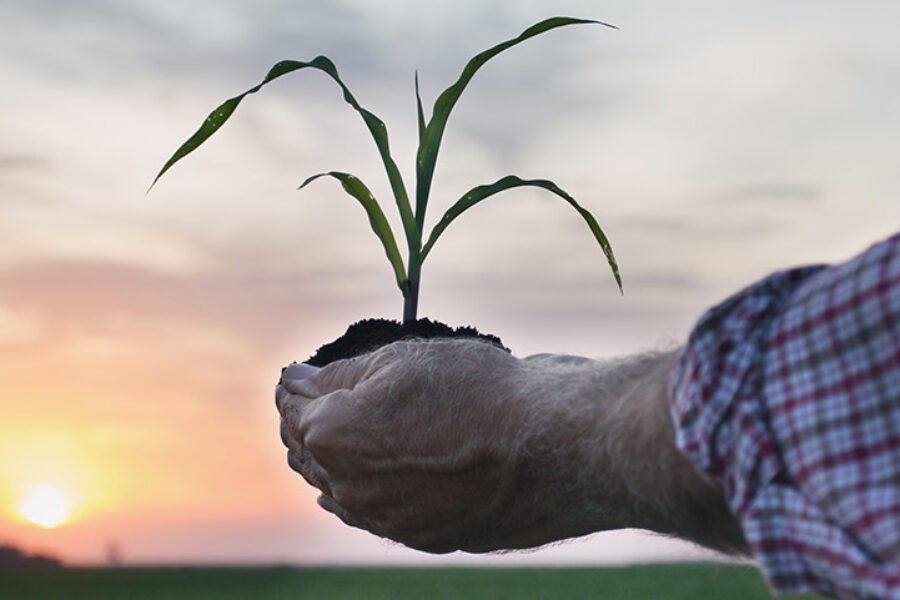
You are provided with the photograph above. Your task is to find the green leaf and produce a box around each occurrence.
[151,59,318,190]
[150,58,419,258]
[414,16,616,230]
[421,175,622,293]
[415,71,426,144]
[300,172,408,294]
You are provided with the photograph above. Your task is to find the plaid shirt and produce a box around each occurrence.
[670,233,900,599]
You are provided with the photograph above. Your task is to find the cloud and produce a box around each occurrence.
[0,304,41,343]
[613,214,785,244]
[0,154,51,172]
[1,0,620,174]
[723,182,822,203]
[0,258,380,355]
[0,1,372,88]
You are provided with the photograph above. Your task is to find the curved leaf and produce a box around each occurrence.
[151,59,319,189]
[300,172,408,294]
[421,175,622,293]
[414,17,616,229]
[150,58,419,257]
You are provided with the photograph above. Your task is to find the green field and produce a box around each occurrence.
[1,565,826,599]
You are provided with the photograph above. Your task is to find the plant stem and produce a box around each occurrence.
[402,279,419,324]
[402,253,423,323]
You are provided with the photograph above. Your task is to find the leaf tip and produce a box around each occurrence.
[146,173,162,195]
[298,172,331,190]
[578,17,618,30]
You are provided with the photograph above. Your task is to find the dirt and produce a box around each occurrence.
[302,318,509,367]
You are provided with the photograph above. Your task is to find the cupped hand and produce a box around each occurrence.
[275,339,594,553]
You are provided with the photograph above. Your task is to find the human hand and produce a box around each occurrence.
[275,339,606,553]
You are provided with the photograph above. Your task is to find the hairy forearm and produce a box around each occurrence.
[519,350,748,555]
[279,339,748,556]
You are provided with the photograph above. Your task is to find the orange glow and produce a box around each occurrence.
[0,319,322,564]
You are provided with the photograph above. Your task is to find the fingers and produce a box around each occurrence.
[280,362,320,385]
[317,494,374,532]
[276,348,395,421]
[275,361,325,418]
[276,358,356,495]
[274,382,296,415]
[281,362,320,380]
[281,418,332,496]
[282,344,402,398]
[287,452,331,496]
[278,367,332,496]
[278,362,323,403]
[277,354,395,539]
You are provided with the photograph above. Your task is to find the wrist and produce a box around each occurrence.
[514,350,747,554]
[510,357,641,541]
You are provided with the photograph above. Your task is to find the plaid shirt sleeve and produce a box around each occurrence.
[670,232,900,599]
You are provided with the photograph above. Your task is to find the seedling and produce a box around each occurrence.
[151,16,622,323]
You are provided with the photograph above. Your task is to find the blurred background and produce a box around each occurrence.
[1,0,898,567]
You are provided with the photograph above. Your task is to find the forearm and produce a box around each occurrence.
[520,350,748,555]
[279,339,748,556]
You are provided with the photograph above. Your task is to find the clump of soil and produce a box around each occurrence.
[304,318,509,367]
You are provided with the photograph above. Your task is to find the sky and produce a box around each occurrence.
[1,0,899,566]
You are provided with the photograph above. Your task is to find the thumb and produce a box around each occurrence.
[281,348,393,398]
[280,362,320,383]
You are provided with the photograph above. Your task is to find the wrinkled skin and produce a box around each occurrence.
[275,339,608,553]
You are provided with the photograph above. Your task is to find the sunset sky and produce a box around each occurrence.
[2,0,899,566]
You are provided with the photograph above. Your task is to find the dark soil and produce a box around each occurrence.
[304,318,509,368]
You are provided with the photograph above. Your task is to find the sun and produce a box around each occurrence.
[17,483,71,528]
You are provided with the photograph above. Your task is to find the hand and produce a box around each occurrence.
[275,339,605,553]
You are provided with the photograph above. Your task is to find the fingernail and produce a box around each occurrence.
[280,362,320,384]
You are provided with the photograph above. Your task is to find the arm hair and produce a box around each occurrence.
[518,349,749,555]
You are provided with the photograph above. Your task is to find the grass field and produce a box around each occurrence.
[0,564,827,599]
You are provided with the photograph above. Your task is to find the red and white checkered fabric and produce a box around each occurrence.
[670,233,900,599]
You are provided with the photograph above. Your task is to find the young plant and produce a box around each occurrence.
[151,16,622,323]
